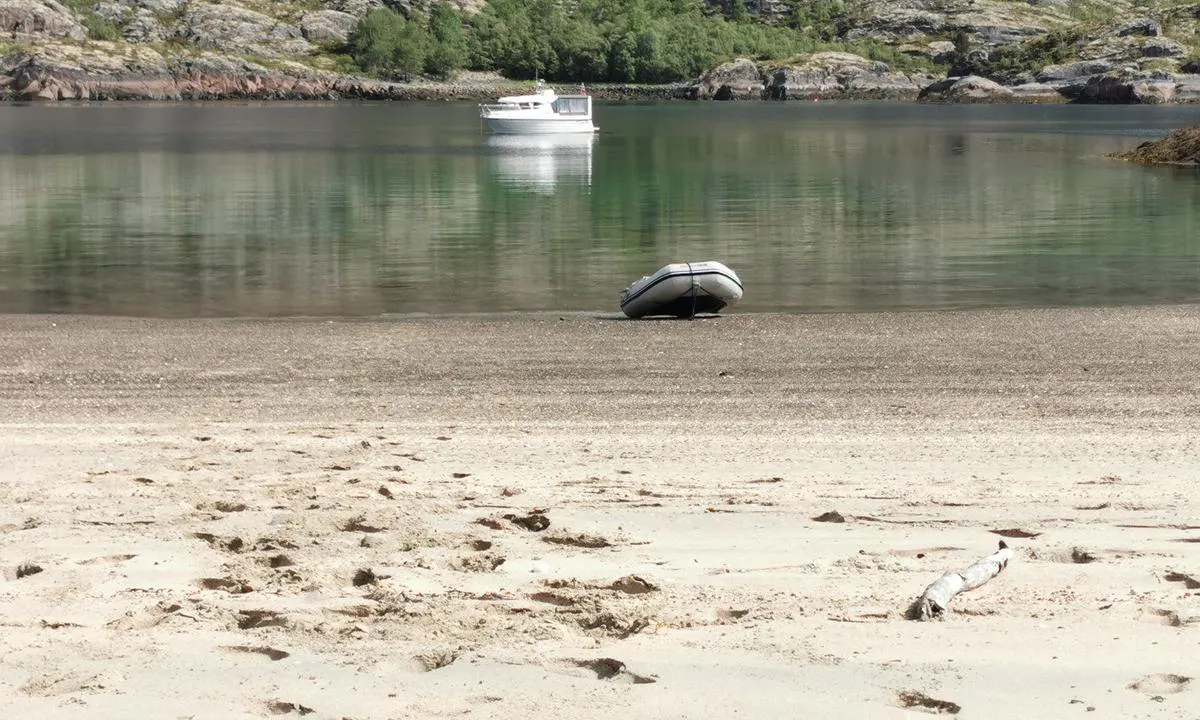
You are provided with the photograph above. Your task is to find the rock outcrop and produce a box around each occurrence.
[177,4,312,58]
[0,0,87,41]
[918,75,1014,103]
[692,57,764,100]
[300,10,358,45]
[764,51,932,100]
[1074,70,1200,105]
[1,41,497,100]
[842,0,1050,47]
[1109,126,1200,165]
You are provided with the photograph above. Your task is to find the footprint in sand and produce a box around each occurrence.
[1127,674,1191,694]
[105,601,184,631]
[77,554,137,565]
[1142,608,1198,628]
[224,645,290,661]
[21,670,123,697]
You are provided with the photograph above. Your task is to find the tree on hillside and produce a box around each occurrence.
[457,0,804,83]
[728,0,750,23]
[348,8,428,80]
[426,2,468,78]
[396,19,429,80]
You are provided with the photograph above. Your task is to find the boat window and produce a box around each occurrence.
[552,97,588,115]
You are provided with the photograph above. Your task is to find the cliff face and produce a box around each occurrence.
[691,0,1200,103]
[1,0,1198,102]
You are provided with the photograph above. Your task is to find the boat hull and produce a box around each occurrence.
[481,116,596,134]
[619,261,743,319]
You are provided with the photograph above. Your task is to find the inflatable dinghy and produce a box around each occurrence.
[619,261,743,319]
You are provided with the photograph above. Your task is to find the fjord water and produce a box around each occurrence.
[0,101,1196,317]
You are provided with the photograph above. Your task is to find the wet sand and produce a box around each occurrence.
[2,306,1198,718]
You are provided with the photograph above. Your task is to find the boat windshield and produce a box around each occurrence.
[552,97,589,115]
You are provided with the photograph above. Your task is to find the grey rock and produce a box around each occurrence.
[115,0,185,11]
[843,9,945,43]
[0,0,87,41]
[1010,82,1067,102]
[927,40,955,64]
[1141,38,1186,58]
[766,51,924,100]
[1115,17,1162,37]
[1035,60,1113,84]
[94,2,130,23]
[963,22,1046,45]
[123,8,165,43]
[300,9,358,45]
[768,64,841,99]
[919,74,1015,102]
[177,4,312,58]
[326,0,385,18]
[1076,72,1138,103]
[694,57,764,100]
[1131,79,1177,103]
[1174,75,1200,103]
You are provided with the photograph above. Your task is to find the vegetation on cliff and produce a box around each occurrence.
[334,0,931,84]
[1,0,1198,101]
[335,0,1200,86]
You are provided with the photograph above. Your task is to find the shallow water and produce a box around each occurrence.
[0,100,1197,317]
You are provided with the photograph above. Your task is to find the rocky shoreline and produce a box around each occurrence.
[1110,126,1200,164]
[2,0,1198,104]
[0,44,685,102]
[4,44,1200,104]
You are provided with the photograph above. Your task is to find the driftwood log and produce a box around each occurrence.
[907,541,1014,621]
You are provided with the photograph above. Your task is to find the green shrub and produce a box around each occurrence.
[348,8,428,80]
[425,2,468,78]
[82,15,121,41]
[58,0,126,41]
[950,29,1085,81]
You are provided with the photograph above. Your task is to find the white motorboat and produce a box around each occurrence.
[619,261,744,319]
[479,80,597,135]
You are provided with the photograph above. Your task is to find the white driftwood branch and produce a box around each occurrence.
[907,540,1014,621]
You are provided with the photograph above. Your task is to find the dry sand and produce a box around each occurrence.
[1,306,1198,719]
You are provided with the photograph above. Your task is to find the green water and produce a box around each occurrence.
[0,101,1197,317]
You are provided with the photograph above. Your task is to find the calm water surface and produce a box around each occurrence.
[0,101,1197,317]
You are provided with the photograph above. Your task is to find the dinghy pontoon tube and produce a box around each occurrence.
[619,261,743,319]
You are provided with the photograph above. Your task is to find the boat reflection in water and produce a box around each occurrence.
[485,133,596,192]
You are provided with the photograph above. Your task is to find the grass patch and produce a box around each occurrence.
[0,40,29,56]
[59,0,129,41]
[775,40,936,73]
[234,0,323,24]
[1141,57,1180,72]
[956,29,1087,81]
[309,50,359,75]
[845,40,937,72]
[1065,0,1120,24]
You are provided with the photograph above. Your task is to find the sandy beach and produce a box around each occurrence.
[2,306,1198,719]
